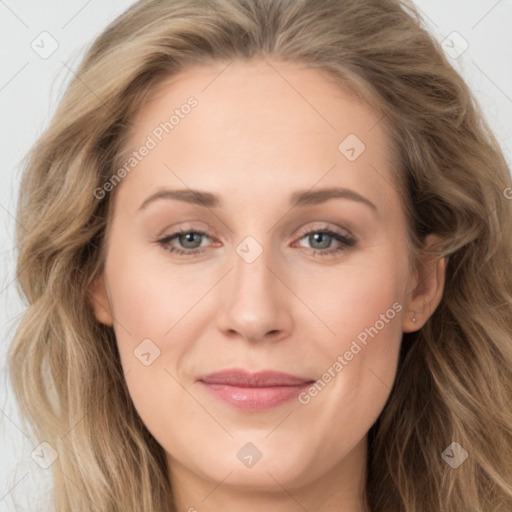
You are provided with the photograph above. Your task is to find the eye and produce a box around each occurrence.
[156,228,212,256]
[293,226,356,258]
[156,225,356,258]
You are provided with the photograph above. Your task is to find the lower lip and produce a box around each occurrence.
[199,382,312,411]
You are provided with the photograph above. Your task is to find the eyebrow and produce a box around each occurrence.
[138,187,377,212]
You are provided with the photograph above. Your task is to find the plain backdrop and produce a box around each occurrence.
[1,1,511,510]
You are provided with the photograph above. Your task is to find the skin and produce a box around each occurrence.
[89,59,446,512]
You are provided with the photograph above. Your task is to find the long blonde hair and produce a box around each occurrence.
[9,0,512,510]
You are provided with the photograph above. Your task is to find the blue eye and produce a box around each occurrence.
[295,228,355,257]
[156,226,355,258]
[157,229,210,256]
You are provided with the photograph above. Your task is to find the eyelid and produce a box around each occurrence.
[294,222,355,241]
[156,220,215,238]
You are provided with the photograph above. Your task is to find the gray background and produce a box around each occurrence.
[1,1,511,510]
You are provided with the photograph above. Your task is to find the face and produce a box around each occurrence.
[90,59,445,506]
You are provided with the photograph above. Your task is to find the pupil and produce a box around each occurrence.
[312,233,330,249]
[181,232,200,248]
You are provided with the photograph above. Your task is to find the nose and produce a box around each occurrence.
[216,241,294,344]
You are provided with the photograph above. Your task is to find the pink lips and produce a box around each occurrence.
[198,369,314,411]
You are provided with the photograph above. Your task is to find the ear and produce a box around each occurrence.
[402,234,447,333]
[87,274,114,327]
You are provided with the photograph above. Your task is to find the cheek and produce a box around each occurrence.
[101,242,209,418]
[103,249,202,444]
[292,252,406,443]
[104,238,208,342]
[295,248,407,352]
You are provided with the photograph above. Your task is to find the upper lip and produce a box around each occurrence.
[198,369,314,387]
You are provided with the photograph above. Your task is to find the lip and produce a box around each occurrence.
[198,369,315,412]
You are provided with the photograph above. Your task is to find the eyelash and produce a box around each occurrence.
[156,226,356,258]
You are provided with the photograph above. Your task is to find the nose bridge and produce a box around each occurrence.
[233,235,273,296]
[216,232,292,342]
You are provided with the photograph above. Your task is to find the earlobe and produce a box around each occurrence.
[87,275,114,327]
[402,235,447,333]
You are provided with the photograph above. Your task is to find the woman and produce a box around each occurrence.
[9,0,512,510]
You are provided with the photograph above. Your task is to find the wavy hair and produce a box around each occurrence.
[8,0,512,510]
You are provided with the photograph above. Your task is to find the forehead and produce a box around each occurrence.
[115,59,400,213]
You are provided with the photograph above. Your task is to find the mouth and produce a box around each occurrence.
[197,368,315,412]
